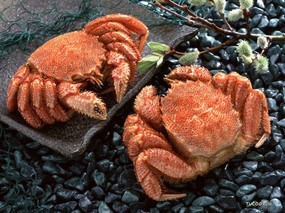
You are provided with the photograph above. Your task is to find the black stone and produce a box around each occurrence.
[171,203,184,213]
[56,201,77,212]
[257,161,274,172]
[97,159,115,173]
[56,188,77,200]
[208,204,224,213]
[41,154,68,164]
[256,185,273,199]
[112,201,129,213]
[259,170,285,185]
[79,195,92,212]
[236,185,256,197]
[104,193,120,204]
[268,198,283,213]
[30,186,45,198]
[270,187,285,199]
[266,4,277,17]
[216,195,237,210]
[20,162,36,179]
[264,151,276,162]
[242,161,258,171]
[65,173,88,192]
[98,202,112,213]
[219,189,235,196]
[267,98,279,112]
[277,63,285,75]
[242,192,256,204]
[203,179,219,196]
[189,206,204,213]
[219,179,238,191]
[122,190,140,203]
[246,151,264,162]
[92,170,107,188]
[91,186,106,200]
[192,196,215,207]
[250,14,263,28]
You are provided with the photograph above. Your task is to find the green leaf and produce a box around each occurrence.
[147,42,170,53]
[138,54,163,75]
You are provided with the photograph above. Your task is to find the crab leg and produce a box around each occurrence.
[30,74,55,124]
[123,114,172,161]
[105,51,131,102]
[98,31,137,48]
[212,72,252,111]
[106,42,140,61]
[6,64,30,112]
[135,148,209,201]
[242,90,271,147]
[134,86,162,129]
[84,14,148,53]
[58,82,107,120]
[165,65,212,83]
[87,22,132,36]
[44,79,71,122]
[17,75,44,128]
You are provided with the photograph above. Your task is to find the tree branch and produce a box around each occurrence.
[152,0,285,42]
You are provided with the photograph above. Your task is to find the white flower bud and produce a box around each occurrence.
[188,0,207,6]
[241,55,253,64]
[254,55,269,73]
[236,40,254,64]
[214,0,226,14]
[237,40,253,57]
[257,36,269,50]
[240,0,253,9]
[179,49,199,65]
[228,9,244,22]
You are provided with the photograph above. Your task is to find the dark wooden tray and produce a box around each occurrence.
[0,0,190,157]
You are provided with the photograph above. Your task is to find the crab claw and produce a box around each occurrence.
[58,82,107,120]
[106,51,132,102]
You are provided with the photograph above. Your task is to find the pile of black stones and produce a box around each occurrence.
[1,0,285,212]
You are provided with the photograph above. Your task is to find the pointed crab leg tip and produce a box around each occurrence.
[255,133,269,148]
[159,193,187,201]
[116,95,123,103]
[91,103,107,120]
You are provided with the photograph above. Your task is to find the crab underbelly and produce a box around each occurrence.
[161,80,242,159]
[27,31,106,81]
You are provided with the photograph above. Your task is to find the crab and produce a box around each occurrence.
[123,66,271,201]
[6,14,148,128]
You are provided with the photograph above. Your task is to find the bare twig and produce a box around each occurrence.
[243,9,251,36]
[199,38,237,54]
[152,0,285,43]
[220,13,233,31]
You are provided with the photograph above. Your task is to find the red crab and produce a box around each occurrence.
[6,14,148,128]
[123,66,271,201]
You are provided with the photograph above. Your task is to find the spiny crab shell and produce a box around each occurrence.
[6,14,148,128]
[123,66,271,201]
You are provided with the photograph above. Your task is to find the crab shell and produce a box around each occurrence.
[6,14,148,128]
[123,66,271,201]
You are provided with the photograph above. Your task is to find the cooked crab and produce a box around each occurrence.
[123,66,271,201]
[6,14,148,128]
